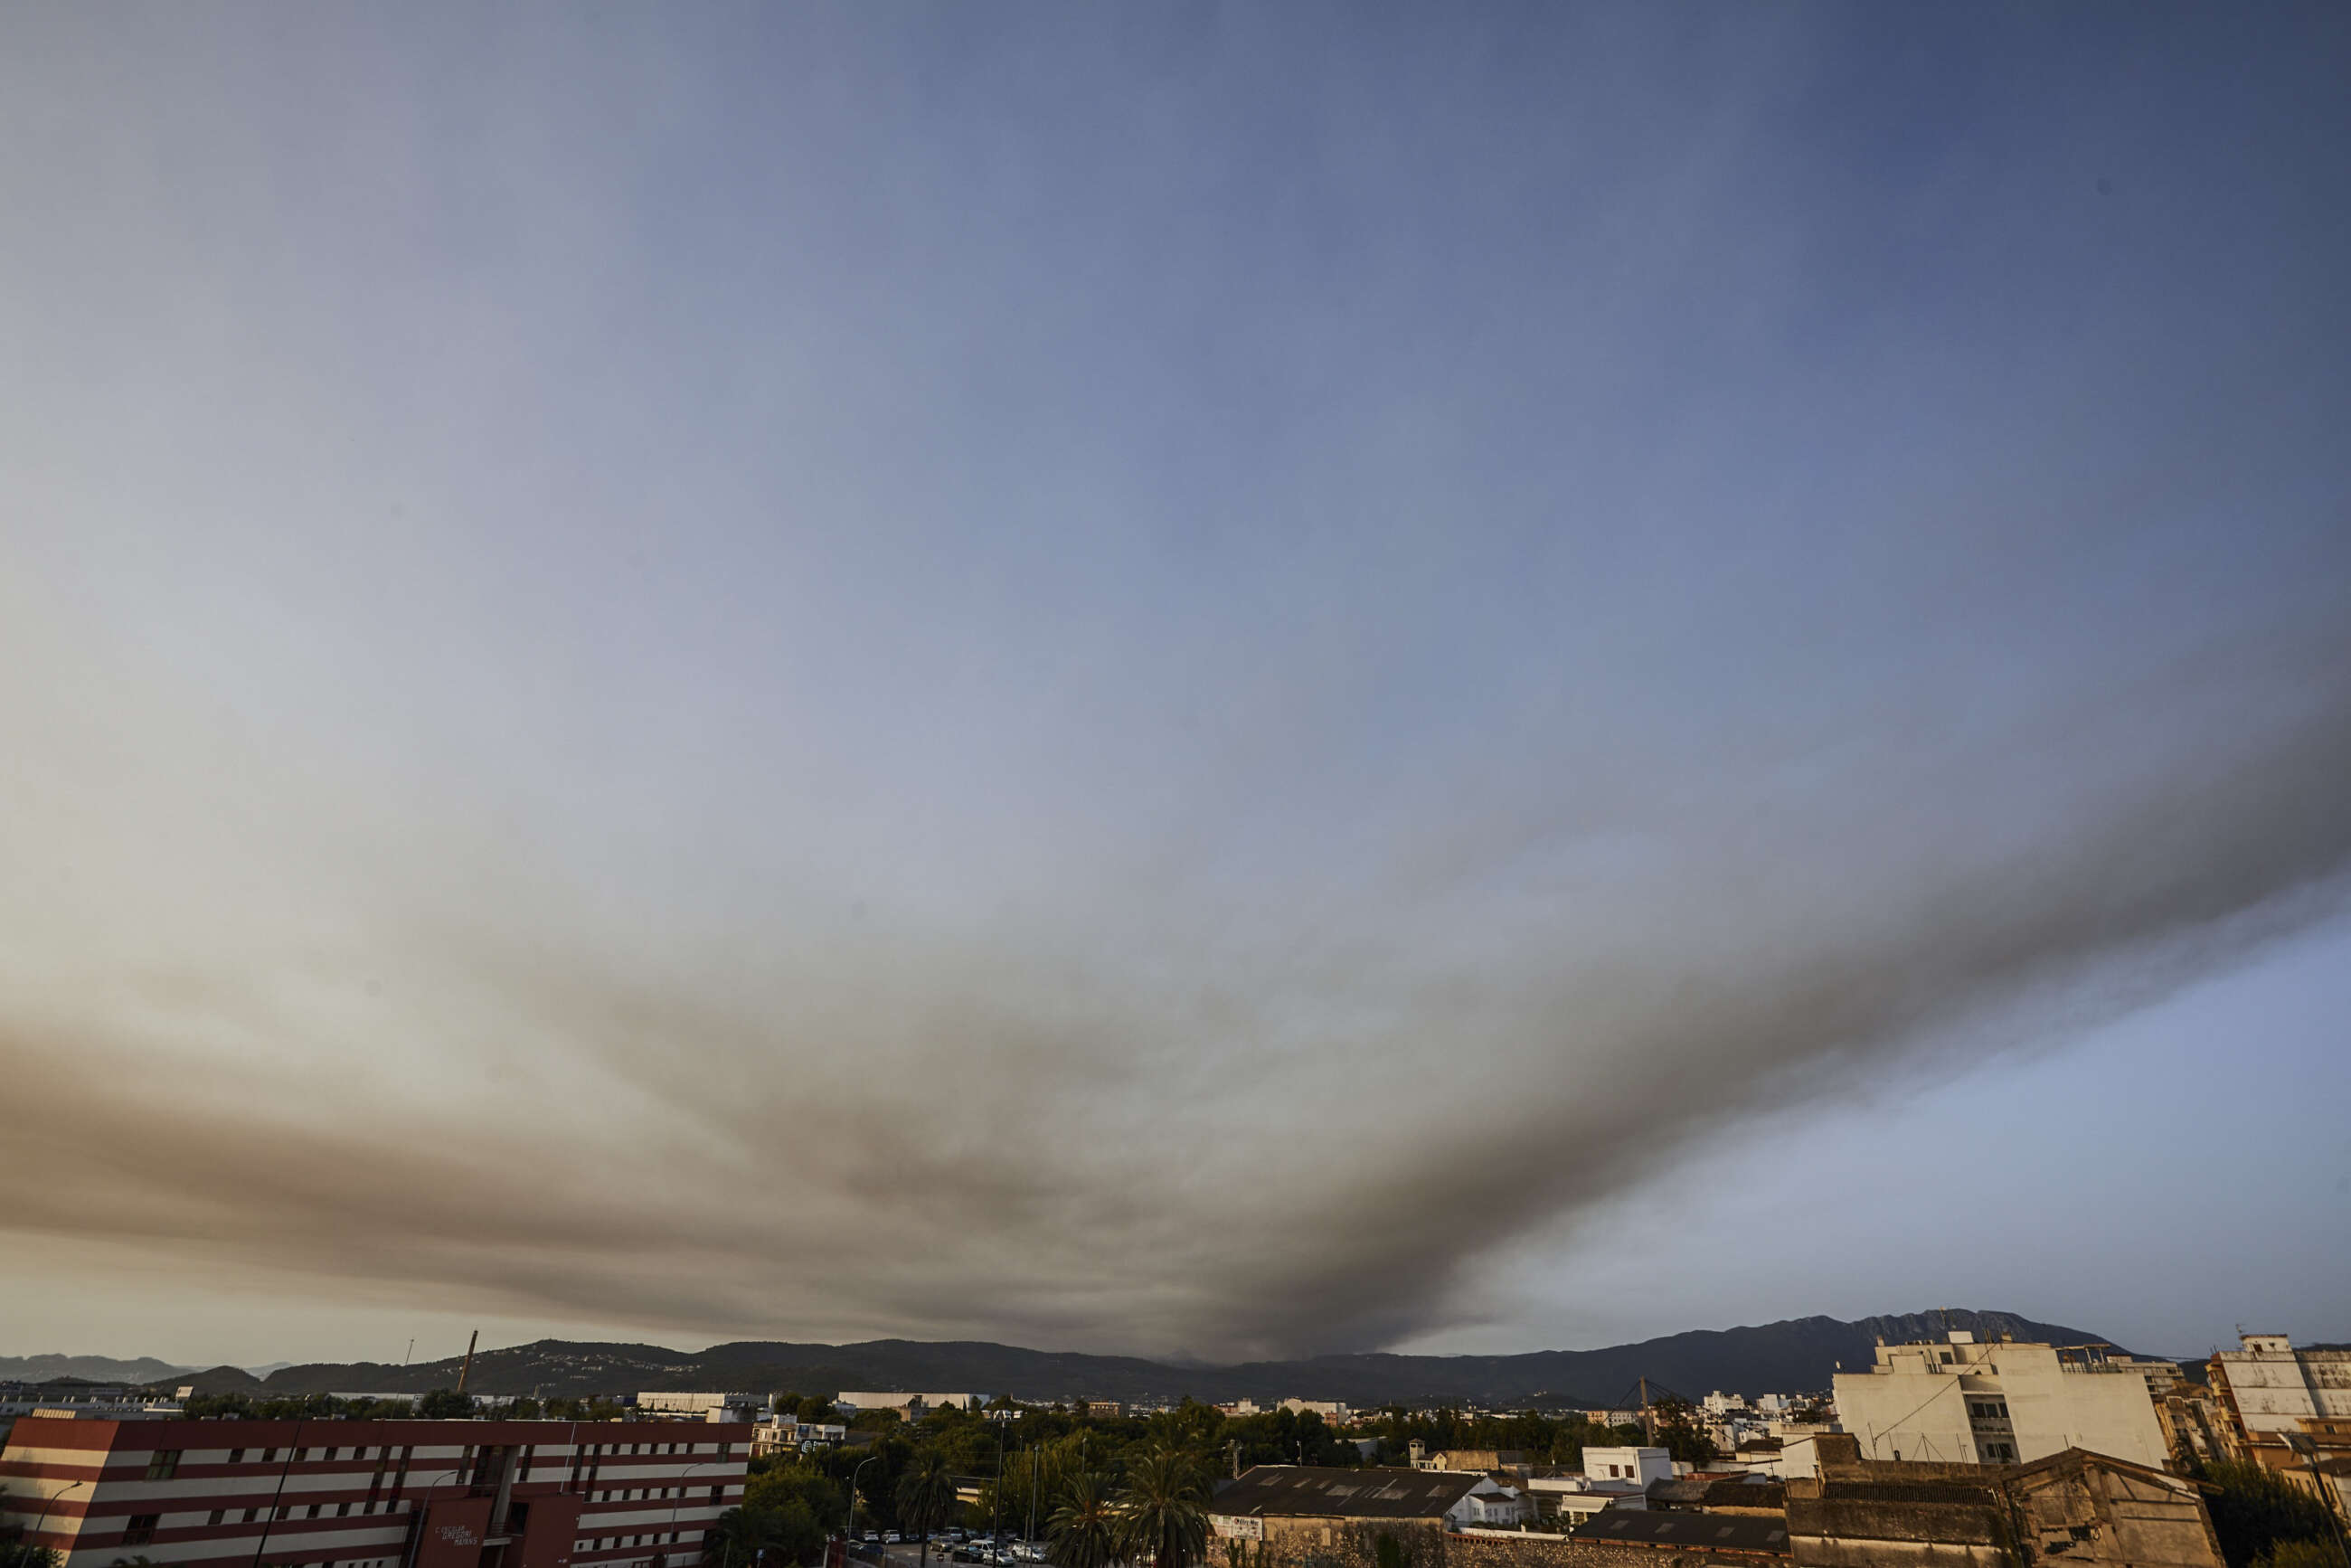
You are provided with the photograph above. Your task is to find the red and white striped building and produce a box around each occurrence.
[0,1418,751,1568]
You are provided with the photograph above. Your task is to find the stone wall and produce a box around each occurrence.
[1207,1522,1779,1568]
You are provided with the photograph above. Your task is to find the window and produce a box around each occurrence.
[339,1503,353,1517]
[307,1504,322,1519]
[264,1450,279,1463]
[231,1450,247,1464]
[246,1509,261,1524]
[708,1488,721,1504]
[147,1450,183,1480]
[125,1516,160,1546]
[297,1449,310,1461]
[326,1448,339,1461]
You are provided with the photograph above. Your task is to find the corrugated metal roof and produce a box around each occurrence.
[1211,1467,1487,1520]
[1571,1509,1790,1554]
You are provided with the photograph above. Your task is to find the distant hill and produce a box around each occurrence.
[0,1355,197,1384]
[161,1308,2125,1405]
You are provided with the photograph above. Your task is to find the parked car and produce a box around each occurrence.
[883,1533,902,1544]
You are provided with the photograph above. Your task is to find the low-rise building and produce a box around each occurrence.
[1832,1332,2168,1469]
[0,1387,184,1448]
[1521,1474,1646,1525]
[635,1393,765,1424]
[749,1419,847,1459]
[1205,1466,1516,1565]
[1582,1448,1672,1487]
[834,1393,991,1420]
[1277,1400,1349,1422]
[2209,1334,2351,1521]
[1783,1433,2222,1568]
[1571,1507,1790,1561]
[0,1415,750,1568]
[1406,1447,1525,1474]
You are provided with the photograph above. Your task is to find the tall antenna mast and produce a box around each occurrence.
[456,1330,479,1394]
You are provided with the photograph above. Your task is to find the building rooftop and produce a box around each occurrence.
[1210,1467,1488,1521]
[1571,1510,1790,1554]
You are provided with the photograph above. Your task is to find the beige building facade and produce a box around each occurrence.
[1833,1333,2168,1469]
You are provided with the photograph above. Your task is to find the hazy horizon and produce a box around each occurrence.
[4,3,2347,1366]
[3,1300,2207,1377]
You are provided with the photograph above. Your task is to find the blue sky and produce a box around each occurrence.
[1,2,2346,1366]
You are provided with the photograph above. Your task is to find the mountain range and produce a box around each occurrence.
[26,1308,2139,1406]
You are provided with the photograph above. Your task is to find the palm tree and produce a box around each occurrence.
[1046,1471,1120,1568]
[895,1452,958,1568]
[1115,1449,1207,1568]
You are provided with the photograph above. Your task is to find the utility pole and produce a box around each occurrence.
[457,1331,479,1394]
[1639,1379,1654,1447]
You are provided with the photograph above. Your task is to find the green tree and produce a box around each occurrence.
[0,1485,56,1568]
[2205,1462,2342,1568]
[2254,1540,2349,1568]
[746,1465,845,1526]
[1648,1397,1715,1467]
[1115,1447,1206,1568]
[798,1397,841,1425]
[708,1499,828,1568]
[894,1452,958,1568]
[1047,1472,1121,1568]
[416,1388,474,1420]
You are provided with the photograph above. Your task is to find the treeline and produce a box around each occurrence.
[715,1395,1680,1568]
[181,1389,635,1422]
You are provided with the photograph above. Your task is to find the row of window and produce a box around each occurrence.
[594,1487,725,1504]
[139,1440,730,1478]
[122,1496,422,1538]
[584,1530,694,1551]
[150,1444,423,1475]
[111,1489,729,1540]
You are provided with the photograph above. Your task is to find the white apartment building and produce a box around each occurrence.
[1834,1332,2168,1469]
[2212,1335,2351,1434]
[1581,1447,1672,1487]
[1277,1399,1350,1422]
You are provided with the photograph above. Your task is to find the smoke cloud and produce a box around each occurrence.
[3,3,2349,1357]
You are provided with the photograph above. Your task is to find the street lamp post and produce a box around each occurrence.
[395,1465,467,1568]
[2280,1434,2351,1562]
[250,1419,311,1568]
[30,1479,85,1550]
[988,1414,1010,1555]
[848,1456,881,1566]
[666,1459,732,1557]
